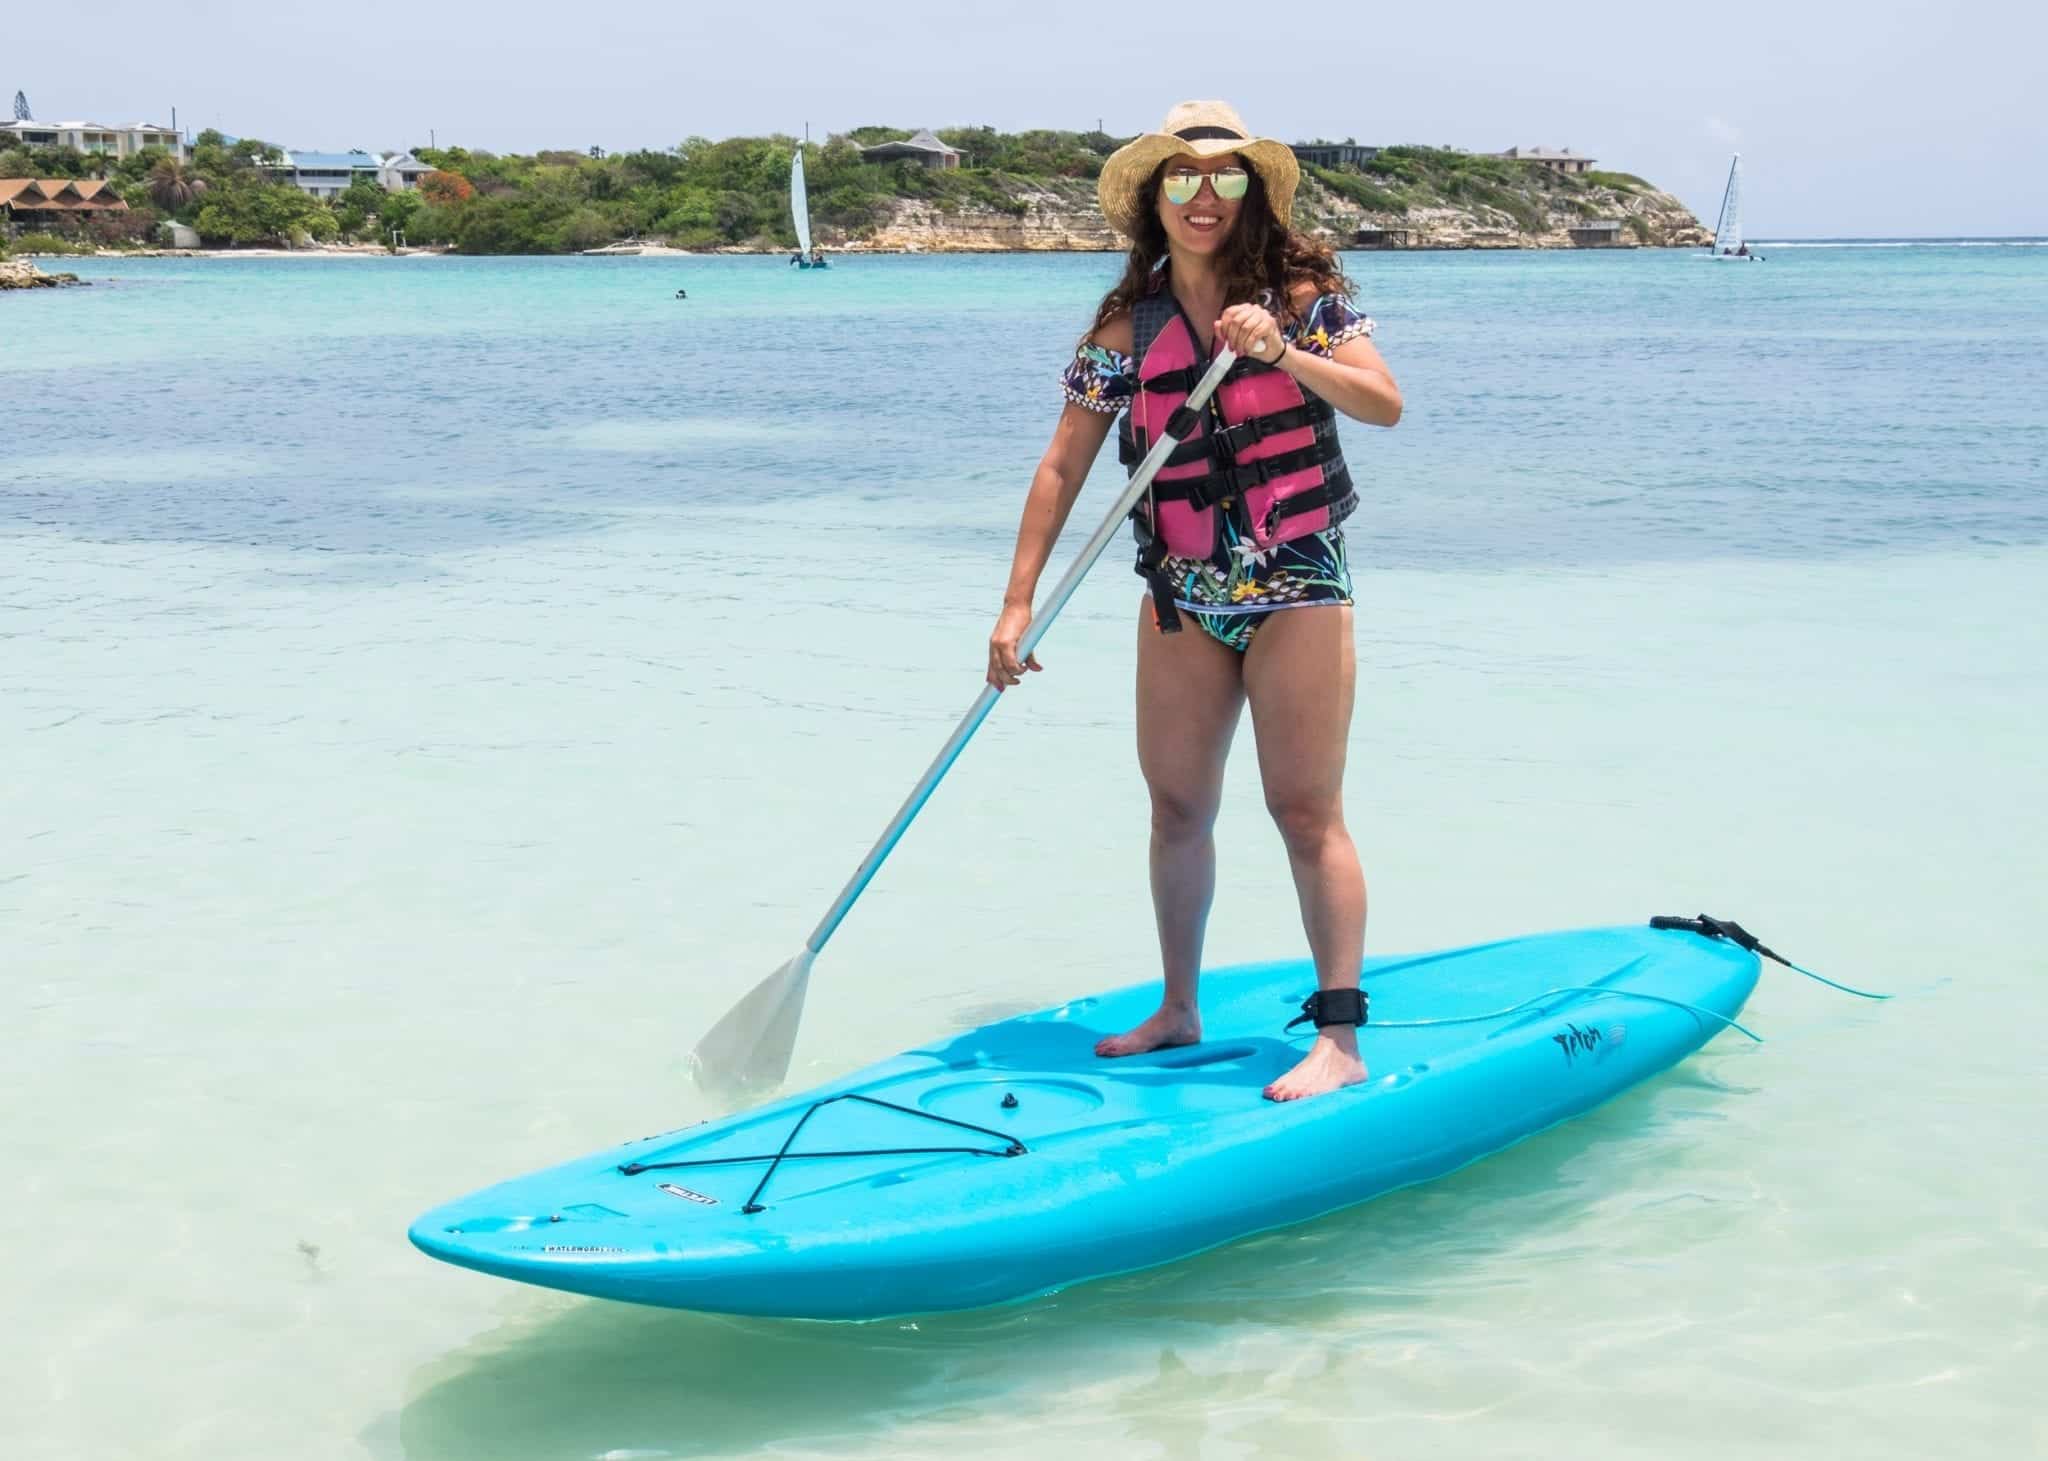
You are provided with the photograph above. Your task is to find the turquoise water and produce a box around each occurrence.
[5,245,2044,1460]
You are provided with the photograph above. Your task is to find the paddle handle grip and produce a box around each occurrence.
[804,349,1241,954]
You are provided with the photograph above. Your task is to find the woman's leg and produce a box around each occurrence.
[1095,599,1247,1056]
[1242,603,1369,1100]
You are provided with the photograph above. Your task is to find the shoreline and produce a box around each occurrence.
[25,239,1713,262]
[23,235,2037,265]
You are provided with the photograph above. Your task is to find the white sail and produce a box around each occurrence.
[1713,153,1743,255]
[790,145,813,257]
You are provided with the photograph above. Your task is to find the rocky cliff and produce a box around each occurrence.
[0,255,87,288]
[827,161,1707,254]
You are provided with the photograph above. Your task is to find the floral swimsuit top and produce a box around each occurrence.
[1058,294,1375,651]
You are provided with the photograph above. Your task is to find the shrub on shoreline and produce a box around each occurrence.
[3,231,95,256]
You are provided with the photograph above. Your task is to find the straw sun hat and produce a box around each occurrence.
[1096,101,1300,239]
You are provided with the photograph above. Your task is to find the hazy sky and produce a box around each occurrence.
[14,0,2045,236]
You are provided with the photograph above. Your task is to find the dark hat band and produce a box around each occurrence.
[1172,126,1246,142]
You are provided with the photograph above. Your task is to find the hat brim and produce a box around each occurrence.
[1097,133,1300,239]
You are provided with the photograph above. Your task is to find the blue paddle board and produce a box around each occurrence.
[410,921,1758,1318]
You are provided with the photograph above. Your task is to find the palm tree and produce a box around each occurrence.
[148,157,208,212]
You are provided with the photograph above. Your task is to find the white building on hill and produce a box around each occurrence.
[0,118,186,160]
[859,129,962,169]
[377,152,431,190]
[1498,146,1597,175]
[265,149,382,197]
[259,149,433,197]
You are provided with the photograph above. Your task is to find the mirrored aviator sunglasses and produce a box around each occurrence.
[1161,166,1250,206]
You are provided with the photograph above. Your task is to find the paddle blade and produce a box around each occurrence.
[687,948,815,1098]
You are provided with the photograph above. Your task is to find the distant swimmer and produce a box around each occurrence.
[675,288,688,299]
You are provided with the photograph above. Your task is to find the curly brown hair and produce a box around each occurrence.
[1088,161,1354,340]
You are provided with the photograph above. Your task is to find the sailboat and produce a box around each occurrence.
[790,132,828,270]
[1709,153,1763,262]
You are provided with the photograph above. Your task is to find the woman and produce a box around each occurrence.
[986,102,1402,1102]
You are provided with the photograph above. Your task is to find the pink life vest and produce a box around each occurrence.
[1118,288,1356,586]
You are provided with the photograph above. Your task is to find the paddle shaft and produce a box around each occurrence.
[803,348,1241,954]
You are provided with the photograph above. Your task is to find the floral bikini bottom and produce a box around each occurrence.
[1157,513,1354,652]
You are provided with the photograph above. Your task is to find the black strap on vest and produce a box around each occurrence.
[1127,289,1194,633]
[1136,354,1268,396]
[1136,429,1345,521]
[1117,398,1337,471]
[1130,289,1178,376]
[1167,428,1343,507]
[1215,396,1335,448]
[1134,533,1181,634]
[1258,463,1356,537]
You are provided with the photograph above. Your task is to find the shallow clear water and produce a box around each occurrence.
[4,245,2044,1460]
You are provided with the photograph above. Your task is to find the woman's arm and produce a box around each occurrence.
[1274,332,1402,427]
[1216,286,1402,427]
[988,403,1116,688]
[1001,404,1118,609]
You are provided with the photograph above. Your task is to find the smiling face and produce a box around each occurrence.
[1155,152,1247,256]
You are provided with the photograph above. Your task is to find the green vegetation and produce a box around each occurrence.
[181,131,342,245]
[1361,147,1551,230]
[2,130,349,247]
[1,230,94,257]
[393,128,1118,252]
[4,128,1692,254]
[1305,164,1410,216]
[1,142,160,246]
[0,143,94,179]
[1300,146,1679,236]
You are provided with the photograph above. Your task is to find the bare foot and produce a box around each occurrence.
[1094,1001,1202,1057]
[1264,1029,1367,1102]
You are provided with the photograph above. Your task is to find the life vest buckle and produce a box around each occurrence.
[1215,416,1263,449]
[1220,458,1275,494]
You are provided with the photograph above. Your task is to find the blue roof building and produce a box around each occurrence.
[267,149,383,197]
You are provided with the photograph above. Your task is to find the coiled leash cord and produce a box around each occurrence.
[1362,985,1768,1043]
[1287,914,1889,1046]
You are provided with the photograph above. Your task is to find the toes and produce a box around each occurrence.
[1094,1015,1198,1059]
[1264,1049,1364,1102]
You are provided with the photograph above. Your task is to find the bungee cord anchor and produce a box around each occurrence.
[618,1093,1026,1214]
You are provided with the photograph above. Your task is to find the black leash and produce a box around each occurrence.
[1651,914,1891,999]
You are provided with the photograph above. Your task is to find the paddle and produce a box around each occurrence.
[689,348,1243,1098]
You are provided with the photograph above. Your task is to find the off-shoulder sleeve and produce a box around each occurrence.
[1060,342,1137,414]
[1289,295,1376,358]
